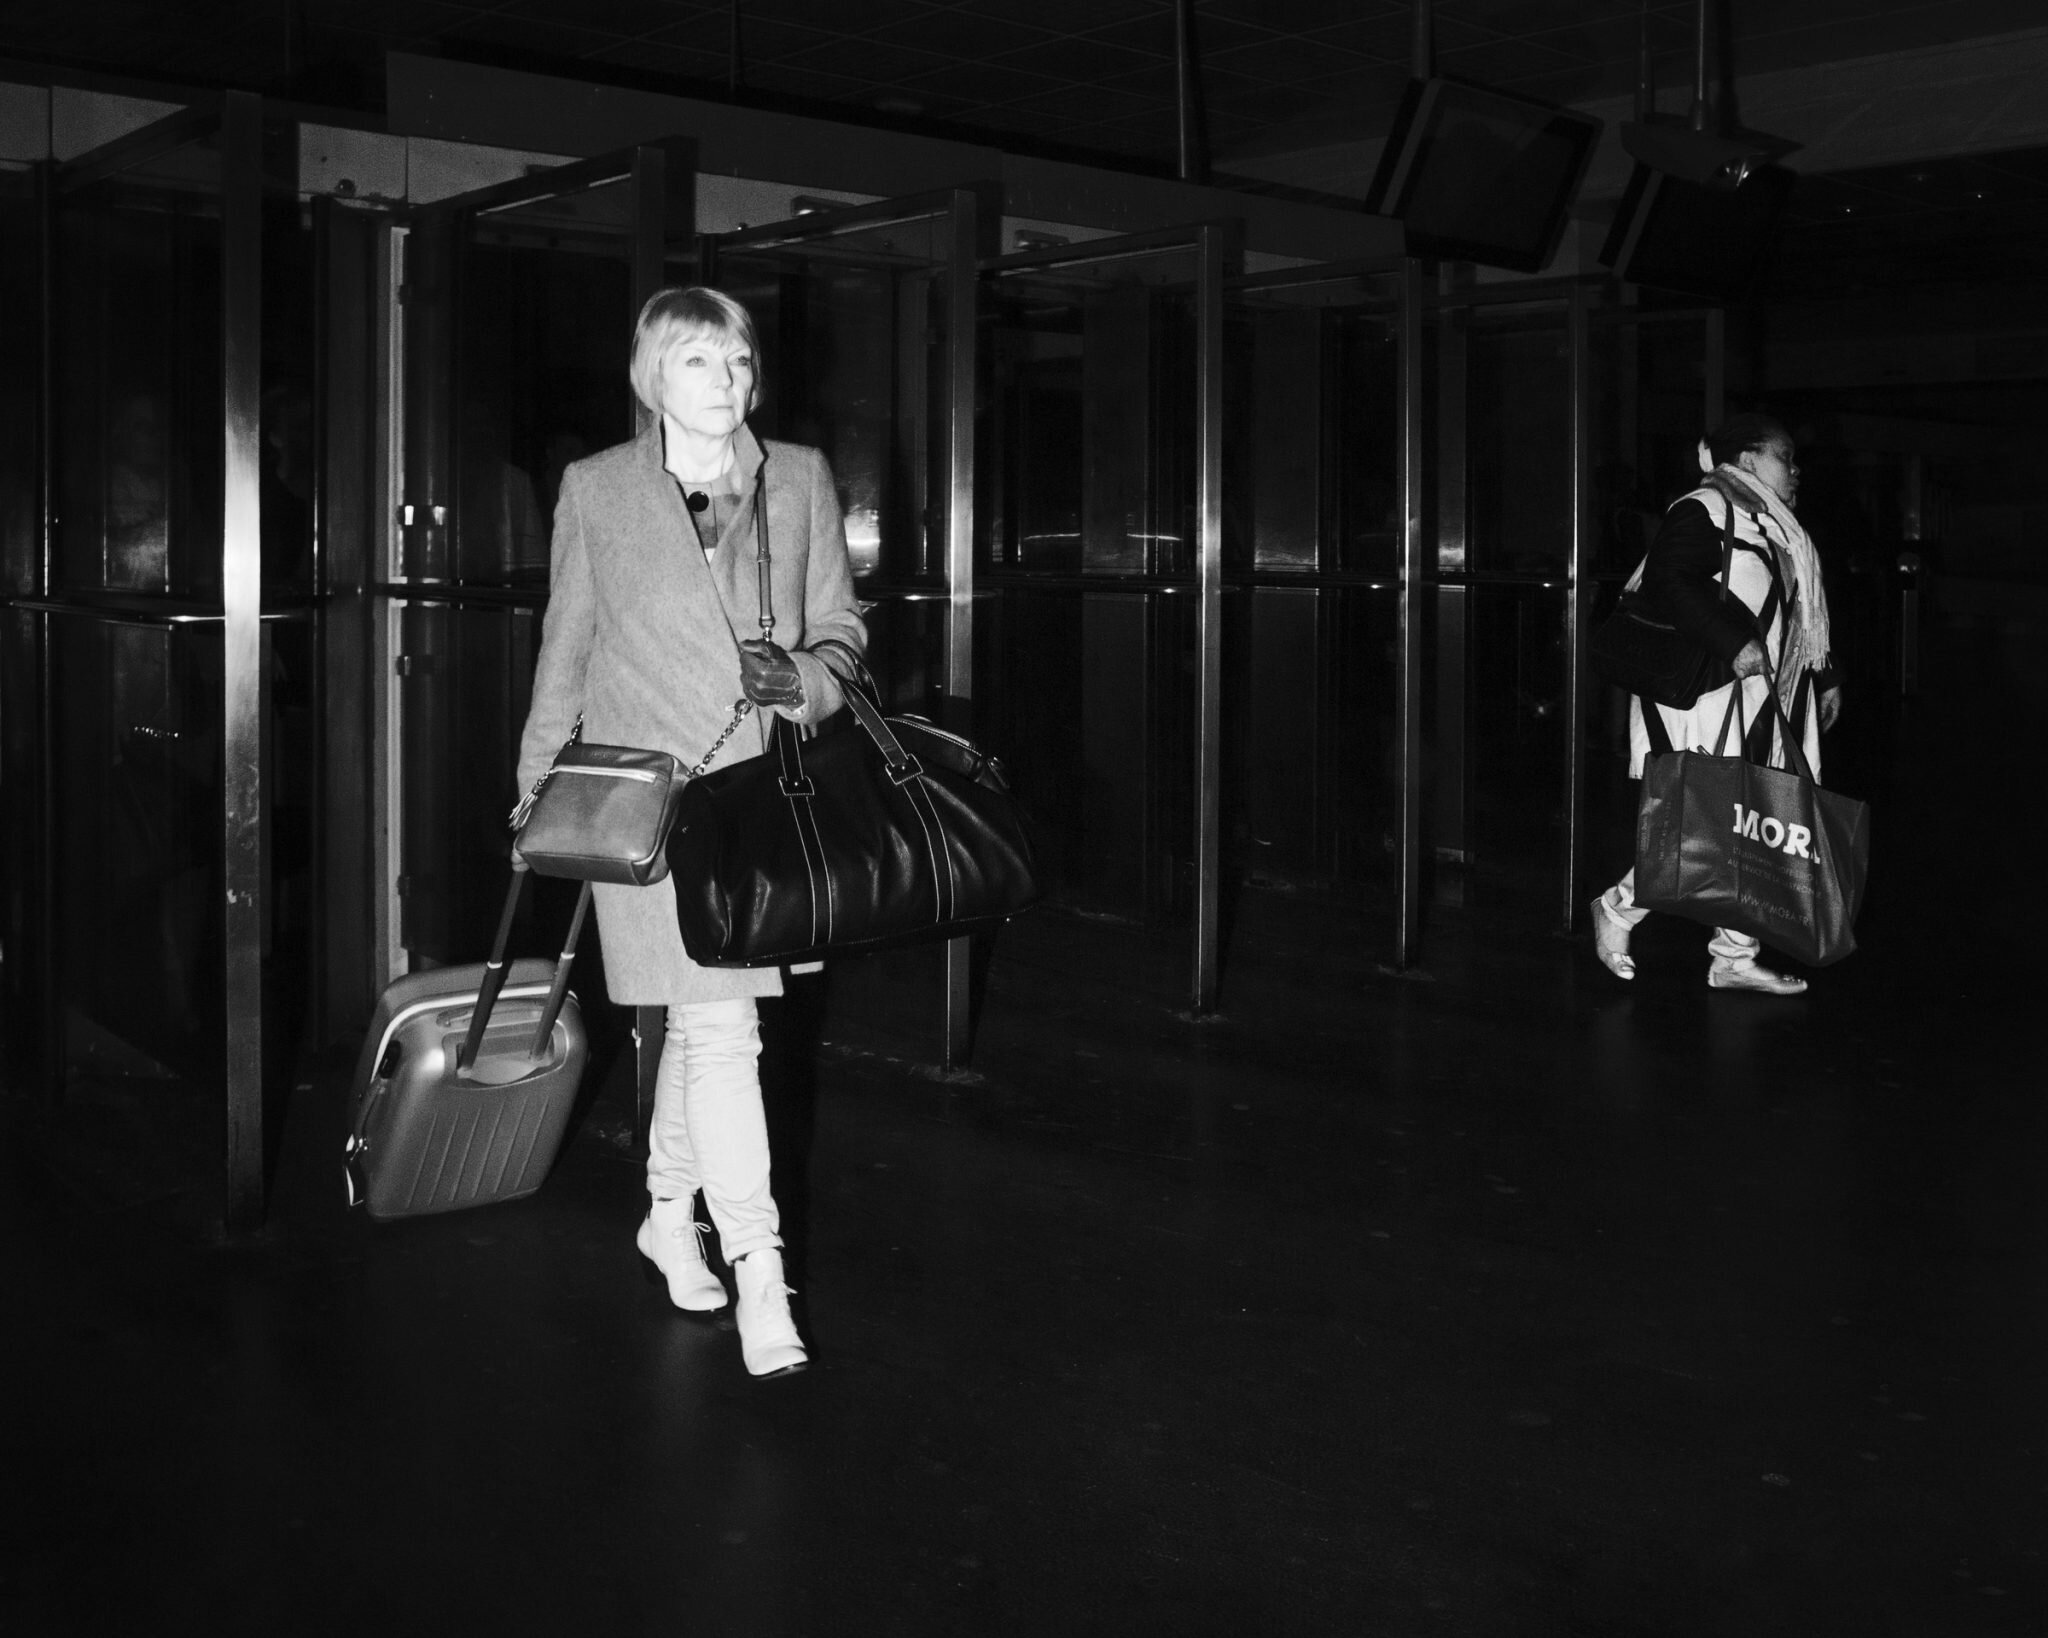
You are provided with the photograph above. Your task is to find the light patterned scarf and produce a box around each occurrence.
[1698,445,1832,702]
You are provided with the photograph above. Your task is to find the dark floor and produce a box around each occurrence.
[5,621,2046,1636]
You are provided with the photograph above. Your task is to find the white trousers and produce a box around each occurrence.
[1601,868,1760,968]
[645,1000,781,1264]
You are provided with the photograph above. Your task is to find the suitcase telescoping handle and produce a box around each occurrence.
[455,862,592,1072]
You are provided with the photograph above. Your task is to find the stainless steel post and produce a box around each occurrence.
[943,189,980,1064]
[1395,259,1426,968]
[630,145,668,438]
[1191,224,1226,1011]
[220,90,267,1233]
[1561,282,1591,934]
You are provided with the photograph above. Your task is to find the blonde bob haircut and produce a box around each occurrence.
[628,286,762,417]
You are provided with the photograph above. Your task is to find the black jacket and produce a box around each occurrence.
[1639,496,1769,669]
[1640,493,1839,700]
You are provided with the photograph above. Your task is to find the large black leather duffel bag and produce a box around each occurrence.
[668,682,1040,967]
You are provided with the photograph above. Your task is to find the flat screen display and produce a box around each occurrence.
[1366,78,1603,274]
[1600,162,1794,300]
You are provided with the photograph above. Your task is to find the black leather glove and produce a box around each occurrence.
[738,639,805,709]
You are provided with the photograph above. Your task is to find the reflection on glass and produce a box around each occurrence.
[984,277,1196,578]
[58,619,224,1075]
[717,254,941,581]
[1589,316,1714,576]
[455,226,635,587]
[1225,286,1403,577]
[56,187,226,599]
[1464,313,1572,573]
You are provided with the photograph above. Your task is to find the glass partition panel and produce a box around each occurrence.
[395,600,560,966]
[984,251,1198,581]
[1459,305,1574,574]
[1581,306,1722,905]
[1219,582,1403,895]
[1463,580,1571,880]
[51,612,225,1075]
[981,244,1205,938]
[455,180,639,589]
[0,167,38,599]
[1589,310,1717,575]
[711,211,963,584]
[1205,266,1414,951]
[1224,268,1404,577]
[53,168,225,601]
[13,116,317,1102]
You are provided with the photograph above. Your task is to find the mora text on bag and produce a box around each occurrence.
[1732,803,1813,859]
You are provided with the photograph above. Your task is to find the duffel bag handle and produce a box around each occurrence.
[770,651,921,791]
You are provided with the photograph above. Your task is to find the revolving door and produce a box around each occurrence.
[1427,281,1724,934]
[1,96,297,1229]
[386,143,689,984]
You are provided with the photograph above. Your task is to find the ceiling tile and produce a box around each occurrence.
[1204,0,1405,28]
[1084,11,1263,56]
[998,82,1155,126]
[1203,34,1368,84]
[743,0,941,30]
[988,37,1159,84]
[443,14,619,57]
[740,61,874,100]
[584,38,733,80]
[305,0,477,32]
[937,0,1161,35]
[654,14,834,61]
[1092,62,1181,104]
[496,0,701,36]
[1301,16,1411,66]
[779,39,954,84]
[893,60,1070,106]
[863,9,1050,58]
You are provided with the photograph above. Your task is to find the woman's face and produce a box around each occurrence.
[1741,438,1799,507]
[657,331,755,440]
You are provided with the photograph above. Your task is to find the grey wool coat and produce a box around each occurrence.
[515,420,867,1004]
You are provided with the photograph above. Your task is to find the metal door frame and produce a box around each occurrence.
[5,94,269,1229]
[380,140,687,944]
[1223,257,1426,968]
[379,142,689,1130]
[982,220,1242,1013]
[702,187,990,1062]
[1428,278,1724,935]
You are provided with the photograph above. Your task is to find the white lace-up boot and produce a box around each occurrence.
[733,1248,807,1378]
[636,1195,729,1312]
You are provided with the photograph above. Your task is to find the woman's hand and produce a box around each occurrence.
[738,639,805,709]
[1730,640,1768,679]
[1820,684,1843,731]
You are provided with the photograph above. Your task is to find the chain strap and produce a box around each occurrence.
[682,698,754,778]
[508,697,757,832]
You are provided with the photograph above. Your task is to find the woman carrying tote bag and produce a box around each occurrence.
[513,286,867,1376]
[1591,412,1843,995]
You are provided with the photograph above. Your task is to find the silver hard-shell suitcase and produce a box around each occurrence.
[344,869,591,1220]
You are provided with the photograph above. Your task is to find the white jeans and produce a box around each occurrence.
[1601,868,1761,968]
[645,1000,781,1264]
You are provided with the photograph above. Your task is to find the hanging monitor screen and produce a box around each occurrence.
[1366,78,1603,274]
[1600,162,1794,301]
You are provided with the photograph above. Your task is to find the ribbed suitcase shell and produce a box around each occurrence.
[345,957,585,1220]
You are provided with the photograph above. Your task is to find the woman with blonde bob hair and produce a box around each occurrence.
[515,285,866,1377]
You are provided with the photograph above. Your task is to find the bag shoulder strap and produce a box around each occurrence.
[752,462,774,641]
[1639,697,1675,758]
